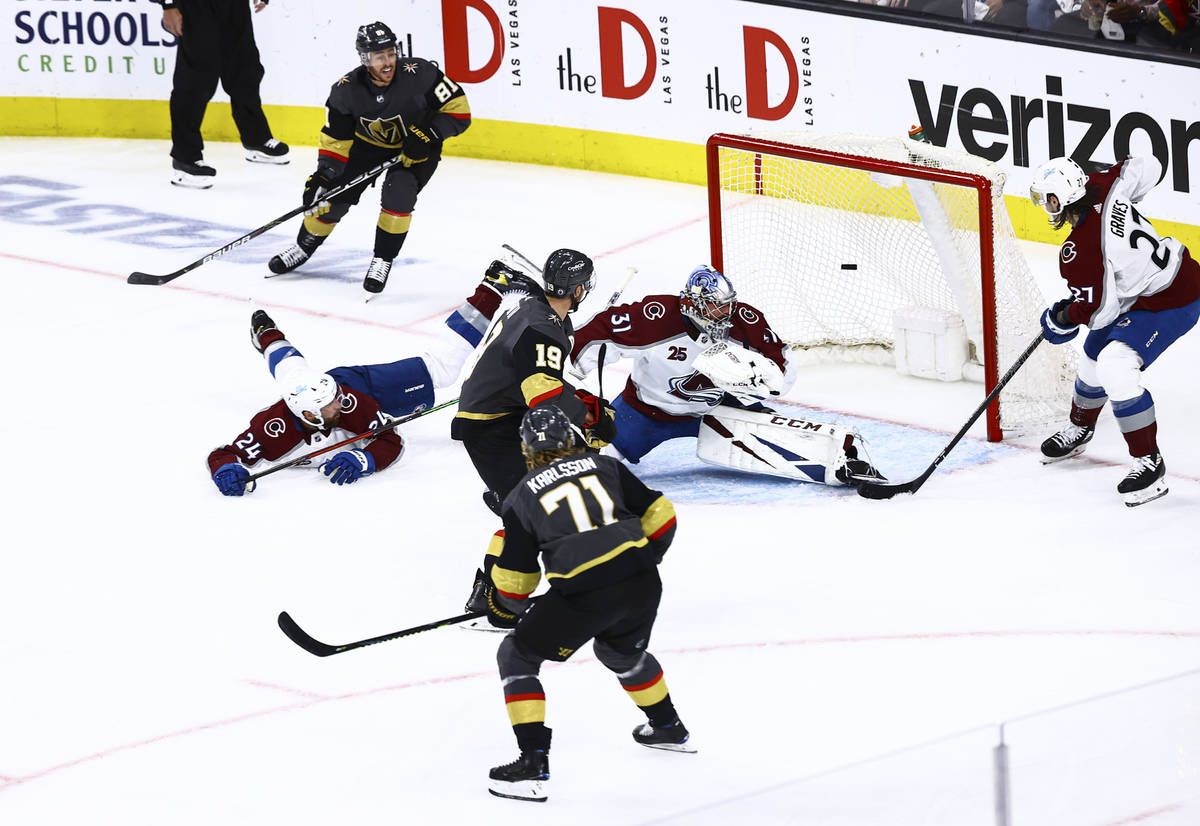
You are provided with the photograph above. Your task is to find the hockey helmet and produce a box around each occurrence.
[680,265,737,336]
[1030,157,1089,219]
[520,405,576,453]
[356,21,398,60]
[284,370,340,428]
[542,248,595,310]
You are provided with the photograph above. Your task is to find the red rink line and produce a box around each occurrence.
[0,251,449,339]
[1103,804,1186,825]
[1,627,1197,792]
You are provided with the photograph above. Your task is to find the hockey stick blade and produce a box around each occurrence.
[855,332,1046,501]
[127,270,178,286]
[855,478,921,499]
[277,610,486,657]
[277,611,340,657]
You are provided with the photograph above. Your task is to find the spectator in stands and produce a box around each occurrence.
[1108,0,1200,50]
[915,0,1029,26]
[1028,0,1081,28]
[154,0,290,189]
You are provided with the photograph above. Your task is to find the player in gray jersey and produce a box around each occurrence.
[479,406,692,803]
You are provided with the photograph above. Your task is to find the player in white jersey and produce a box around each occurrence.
[571,266,881,485]
[1032,155,1200,506]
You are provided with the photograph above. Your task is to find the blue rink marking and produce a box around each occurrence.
[0,174,421,283]
[631,403,1023,505]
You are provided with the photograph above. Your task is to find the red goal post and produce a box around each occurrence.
[705,131,1074,442]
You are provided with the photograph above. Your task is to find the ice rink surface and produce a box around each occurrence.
[1,137,1198,824]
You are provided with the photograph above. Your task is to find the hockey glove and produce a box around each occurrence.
[320,449,375,485]
[484,581,529,629]
[400,121,442,167]
[577,391,617,449]
[1040,298,1079,345]
[302,164,338,217]
[213,463,255,497]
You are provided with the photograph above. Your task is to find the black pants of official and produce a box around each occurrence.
[169,0,272,162]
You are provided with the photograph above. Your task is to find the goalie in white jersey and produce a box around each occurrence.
[571,266,881,485]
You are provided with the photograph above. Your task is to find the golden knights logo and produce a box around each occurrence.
[358,115,405,148]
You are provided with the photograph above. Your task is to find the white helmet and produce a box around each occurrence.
[1030,158,1089,219]
[284,370,340,427]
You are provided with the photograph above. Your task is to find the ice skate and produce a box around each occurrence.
[835,443,886,484]
[484,260,544,297]
[488,750,549,802]
[250,310,283,353]
[268,230,323,276]
[1117,451,1167,507]
[362,257,392,297]
[1040,423,1094,464]
[244,138,290,164]
[632,720,696,753]
[170,159,216,189]
[464,568,489,613]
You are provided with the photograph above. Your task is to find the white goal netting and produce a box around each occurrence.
[708,131,1076,439]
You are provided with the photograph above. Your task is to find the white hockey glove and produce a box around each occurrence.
[693,341,785,396]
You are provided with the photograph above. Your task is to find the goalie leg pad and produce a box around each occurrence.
[697,406,855,485]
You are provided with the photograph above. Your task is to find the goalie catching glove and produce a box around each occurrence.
[694,340,785,396]
[575,390,617,449]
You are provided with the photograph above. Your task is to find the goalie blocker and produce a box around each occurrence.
[697,406,883,486]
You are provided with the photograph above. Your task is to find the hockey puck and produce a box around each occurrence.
[840,263,858,271]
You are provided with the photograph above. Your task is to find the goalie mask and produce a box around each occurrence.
[680,265,737,338]
[542,248,596,312]
[1029,157,1088,220]
[284,370,341,429]
[520,405,577,453]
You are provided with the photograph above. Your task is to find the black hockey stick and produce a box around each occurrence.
[246,397,457,484]
[128,156,403,286]
[856,332,1046,500]
[278,609,485,657]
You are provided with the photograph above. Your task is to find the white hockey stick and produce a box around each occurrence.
[500,243,543,275]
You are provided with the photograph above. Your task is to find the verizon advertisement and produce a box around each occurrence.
[5,0,1197,222]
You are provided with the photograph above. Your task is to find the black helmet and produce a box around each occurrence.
[356,22,397,57]
[542,248,595,309]
[520,406,576,452]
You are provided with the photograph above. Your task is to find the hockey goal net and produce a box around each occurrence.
[706,131,1075,442]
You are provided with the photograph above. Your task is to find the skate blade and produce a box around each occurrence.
[170,175,213,190]
[1040,446,1088,464]
[638,740,698,754]
[245,151,290,165]
[459,618,507,634]
[1123,481,1168,507]
[487,779,547,802]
